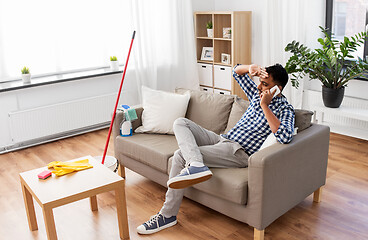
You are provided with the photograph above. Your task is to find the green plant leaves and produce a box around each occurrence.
[318,38,324,46]
[21,66,30,74]
[285,26,368,89]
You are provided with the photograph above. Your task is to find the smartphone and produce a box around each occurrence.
[270,85,281,98]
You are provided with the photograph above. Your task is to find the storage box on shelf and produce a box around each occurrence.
[200,86,214,93]
[214,88,231,95]
[197,63,213,87]
[214,65,231,90]
[194,11,252,99]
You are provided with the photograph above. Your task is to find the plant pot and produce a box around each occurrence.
[22,74,31,84]
[110,61,119,71]
[207,29,213,38]
[322,86,345,108]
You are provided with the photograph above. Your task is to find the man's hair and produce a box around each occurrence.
[266,63,288,90]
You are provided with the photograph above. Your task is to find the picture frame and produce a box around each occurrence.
[223,27,231,39]
[201,47,214,61]
[221,53,230,64]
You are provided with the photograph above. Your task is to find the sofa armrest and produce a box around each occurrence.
[246,124,330,230]
[112,107,143,140]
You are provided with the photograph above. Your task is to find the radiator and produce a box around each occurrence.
[8,93,116,143]
[304,90,368,140]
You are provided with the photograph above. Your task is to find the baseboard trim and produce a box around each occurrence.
[0,122,109,154]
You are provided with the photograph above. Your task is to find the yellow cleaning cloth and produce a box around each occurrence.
[47,159,93,176]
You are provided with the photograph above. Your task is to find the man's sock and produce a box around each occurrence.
[190,161,205,167]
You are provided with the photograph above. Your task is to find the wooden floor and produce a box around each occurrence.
[0,130,367,240]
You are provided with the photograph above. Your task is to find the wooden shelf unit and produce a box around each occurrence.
[194,11,252,99]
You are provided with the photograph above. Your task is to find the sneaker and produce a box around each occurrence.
[137,213,177,234]
[167,165,212,189]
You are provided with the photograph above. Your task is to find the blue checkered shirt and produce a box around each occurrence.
[222,66,295,155]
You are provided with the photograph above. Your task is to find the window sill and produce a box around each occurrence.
[0,66,124,93]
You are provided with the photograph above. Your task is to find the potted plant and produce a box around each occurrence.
[110,56,119,71]
[285,26,368,108]
[206,21,213,38]
[21,66,31,84]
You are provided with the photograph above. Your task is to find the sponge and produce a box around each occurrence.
[38,170,52,180]
[125,108,138,121]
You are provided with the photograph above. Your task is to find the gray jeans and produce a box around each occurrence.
[160,117,249,217]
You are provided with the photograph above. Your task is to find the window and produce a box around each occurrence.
[326,0,368,60]
[326,0,368,81]
[0,0,132,82]
[334,2,347,36]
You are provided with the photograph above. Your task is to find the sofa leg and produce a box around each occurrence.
[119,164,126,178]
[254,228,264,240]
[313,187,322,203]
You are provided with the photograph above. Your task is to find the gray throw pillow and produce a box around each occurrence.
[294,109,314,132]
[224,97,250,133]
[176,89,234,134]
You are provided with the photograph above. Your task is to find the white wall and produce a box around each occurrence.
[192,0,215,11]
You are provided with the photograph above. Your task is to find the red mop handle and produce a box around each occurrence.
[102,31,136,165]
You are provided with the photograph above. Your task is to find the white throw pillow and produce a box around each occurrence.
[135,86,190,134]
[259,133,278,150]
[259,128,297,150]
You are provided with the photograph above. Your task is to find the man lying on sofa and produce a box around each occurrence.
[137,63,295,234]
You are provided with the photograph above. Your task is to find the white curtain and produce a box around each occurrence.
[260,0,325,108]
[0,0,199,106]
[129,0,199,97]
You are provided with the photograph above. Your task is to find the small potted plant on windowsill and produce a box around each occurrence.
[110,56,119,71]
[285,26,368,108]
[21,66,31,84]
[206,21,213,38]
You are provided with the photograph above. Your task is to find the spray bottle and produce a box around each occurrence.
[120,105,138,137]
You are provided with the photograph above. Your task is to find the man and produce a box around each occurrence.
[137,63,295,234]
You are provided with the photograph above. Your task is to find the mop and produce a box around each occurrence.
[99,30,136,169]
[37,31,136,178]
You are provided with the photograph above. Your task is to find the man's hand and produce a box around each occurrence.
[234,64,268,77]
[260,88,277,107]
[260,88,281,133]
[249,64,268,78]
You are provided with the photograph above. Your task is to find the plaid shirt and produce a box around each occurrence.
[222,66,295,155]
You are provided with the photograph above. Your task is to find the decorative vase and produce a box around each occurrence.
[207,29,213,38]
[322,86,345,108]
[21,74,31,84]
[110,61,119,71]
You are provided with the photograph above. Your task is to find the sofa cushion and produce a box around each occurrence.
[168,158,248,205]
[224,96,250,133]
[115,134,178,173]
[176,89,234,134]
[295,109,314,132]
[135,86,190,134]
[193,168,248,205]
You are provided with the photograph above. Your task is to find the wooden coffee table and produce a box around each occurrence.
[19,156,129,240]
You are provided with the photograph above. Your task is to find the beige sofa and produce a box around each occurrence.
[113,89,330,239]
